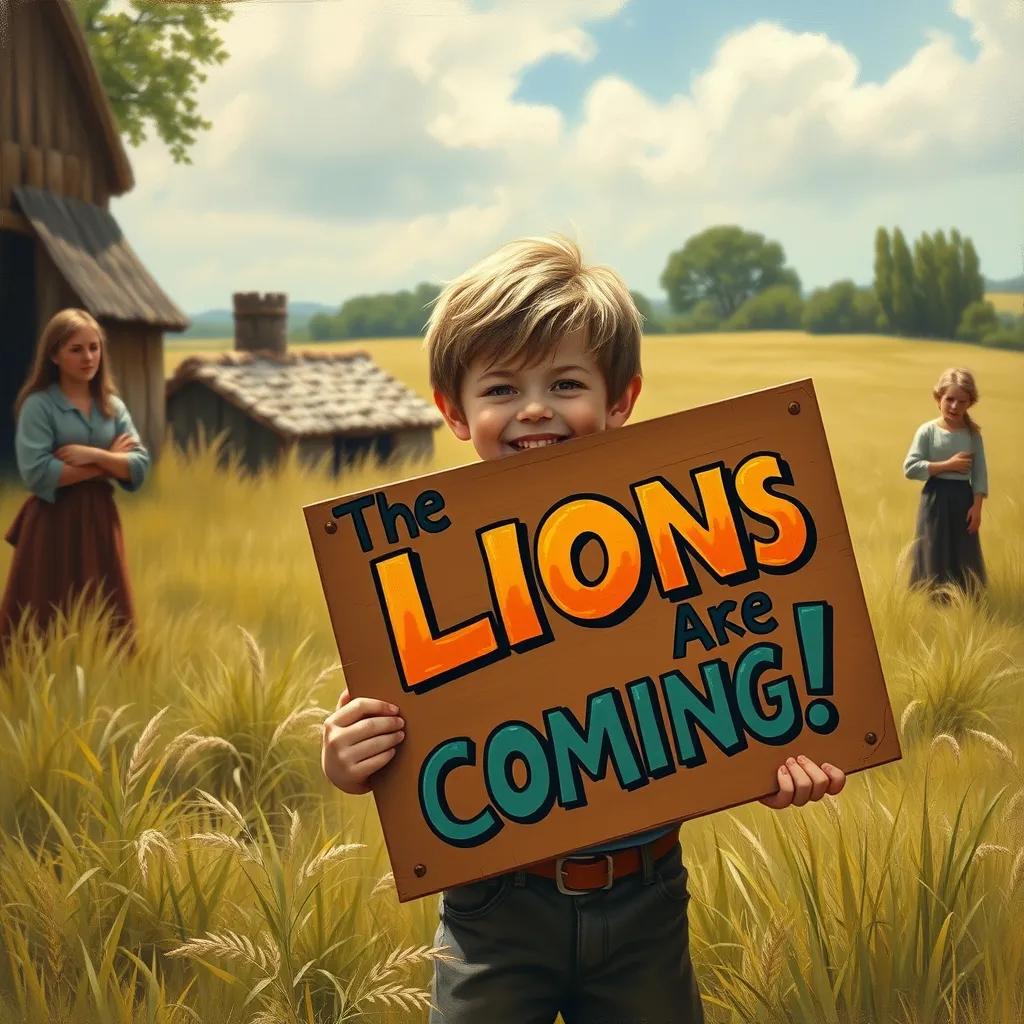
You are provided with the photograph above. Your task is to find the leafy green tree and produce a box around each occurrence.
[962,238,985,306]
[670,299,721,334]
[890,228,916,334]
[940,229,965,338]
[802,281,881,334]
[660,226,800,318]
[630,291,664,333]
[913,232,942,336]
[724,285,803,330]
[309,284,441,340]
[72,0,232,164]
[873,228,894,329]
[956,300,1000,342]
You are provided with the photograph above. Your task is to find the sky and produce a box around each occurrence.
[112,0,1023,314]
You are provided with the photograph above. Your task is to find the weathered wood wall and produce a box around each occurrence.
[105,323,165,460]
[167,384,285,475]
[0,1,114,210]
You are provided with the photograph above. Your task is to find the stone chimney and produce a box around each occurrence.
[233,292,288,355]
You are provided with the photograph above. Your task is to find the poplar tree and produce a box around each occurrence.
[873,227,894,329]
[890,228,916,334]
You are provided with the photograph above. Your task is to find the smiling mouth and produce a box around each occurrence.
[508,435,569,451]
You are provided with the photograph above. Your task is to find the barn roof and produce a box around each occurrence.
[166,350,445,440]
[48,0,134,195]
[14,185,188,330]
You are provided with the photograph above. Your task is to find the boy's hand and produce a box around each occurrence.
[759,755,845,810]
[322,690,405,795]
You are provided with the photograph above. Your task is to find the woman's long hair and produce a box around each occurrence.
[15,309,119,418]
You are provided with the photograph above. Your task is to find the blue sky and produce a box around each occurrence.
[115,0,1021,312]
[516,0,979,118]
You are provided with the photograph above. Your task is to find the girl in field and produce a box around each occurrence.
[903,367,987,595]
[0,309,150,660]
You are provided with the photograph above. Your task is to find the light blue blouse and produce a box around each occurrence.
[15,383,150,504]
[903,420,988,496]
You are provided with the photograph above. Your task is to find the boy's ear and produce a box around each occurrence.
[606,375,643,429]
[433,388,472,441]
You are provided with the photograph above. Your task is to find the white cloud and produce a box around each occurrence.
[112,0,1022,312]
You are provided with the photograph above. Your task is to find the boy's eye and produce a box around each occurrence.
[552,379,583,391]
[484,384,515,397]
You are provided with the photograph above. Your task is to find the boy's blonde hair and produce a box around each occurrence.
[933,366,981,433]
[426,235,642,406]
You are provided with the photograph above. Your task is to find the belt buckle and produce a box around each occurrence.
[555,853,615,895]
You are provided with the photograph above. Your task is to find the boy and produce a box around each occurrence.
[322,235,846,1023]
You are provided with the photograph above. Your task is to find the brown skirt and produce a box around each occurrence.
[0,479,136,656]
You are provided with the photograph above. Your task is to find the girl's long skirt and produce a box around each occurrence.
[0,479,136,658]
[909,477,986,592]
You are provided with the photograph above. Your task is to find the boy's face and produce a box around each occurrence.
[434,328,642,462]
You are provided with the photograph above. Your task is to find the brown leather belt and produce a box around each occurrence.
[524,828,680,895]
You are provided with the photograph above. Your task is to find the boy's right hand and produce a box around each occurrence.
[321,690,405,795]
[945,451,973,473]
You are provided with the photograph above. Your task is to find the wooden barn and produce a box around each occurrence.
[166,292,443,475]
[0,0,187,463]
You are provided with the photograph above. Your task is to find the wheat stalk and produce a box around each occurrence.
[1003,788,1024,822]
[972,843,1009,863]
[194,790,249,832]
[370,871,395,898]
[299,843,366,882]
[1010,848,1024,892]
[134,829,177,882]
[238,627,266,687]
[900,698,924,736]
[127,707,170,789]
[268,706,328,753]
[167,930,280,975]
[190,832,262,864]
[931,733,962,762]
[365,945,453,986]
[967,729,1017,765]
[285,807,301,853]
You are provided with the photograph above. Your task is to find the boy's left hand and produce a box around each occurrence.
[759,755,845,809]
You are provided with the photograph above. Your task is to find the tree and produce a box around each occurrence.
[72,0,233,164]
[956,300,1000,342]
[802,281,880,334]
[890,228,916,334]
[660,226,800,318]
[962,238,985,306]
[913,232,942,336]
[630,291,664,333]
[309,284,442,340]
[873,228,894,329]
[725,285,803,330]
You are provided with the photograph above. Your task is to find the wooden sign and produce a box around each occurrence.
[305,379,900,901]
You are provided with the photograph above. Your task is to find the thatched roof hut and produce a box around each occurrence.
[166,349,444,475]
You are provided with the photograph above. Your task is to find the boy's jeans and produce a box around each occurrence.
[430,842,705,1024]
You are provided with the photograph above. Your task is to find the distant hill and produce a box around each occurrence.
[176,301,337,340]
[985,275,1024,293]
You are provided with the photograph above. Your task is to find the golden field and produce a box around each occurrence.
[0,331,1021,1023]
[984,292,1023,317]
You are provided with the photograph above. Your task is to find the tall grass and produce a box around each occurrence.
[0,333,1020,1022]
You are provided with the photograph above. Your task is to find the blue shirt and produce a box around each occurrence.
[903,420,989,496]
[15,383,150,504]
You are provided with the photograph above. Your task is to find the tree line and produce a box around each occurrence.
[308,225,1019,349]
